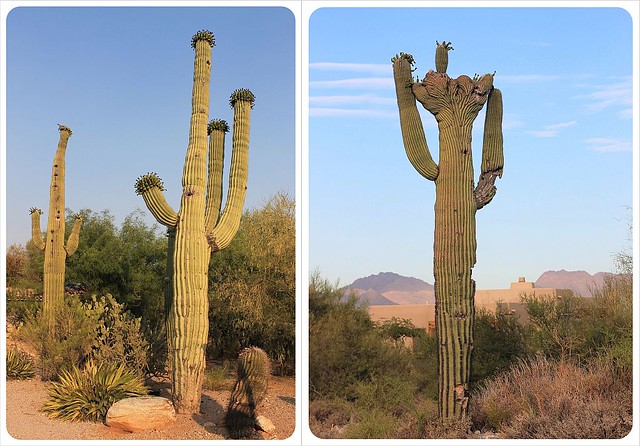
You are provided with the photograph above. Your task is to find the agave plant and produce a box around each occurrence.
[41,360,148,422]
[6,347,35,380]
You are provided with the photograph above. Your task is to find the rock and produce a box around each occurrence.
[255,415,276,433]
[106,396,176,432]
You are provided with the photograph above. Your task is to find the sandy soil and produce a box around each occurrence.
[5,374,296,441]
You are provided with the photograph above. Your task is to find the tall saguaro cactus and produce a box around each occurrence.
[30,125,83,322]
[392,41,504,418]
[135,30,254,414]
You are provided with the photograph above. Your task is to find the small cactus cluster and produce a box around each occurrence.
[225,347,270,439]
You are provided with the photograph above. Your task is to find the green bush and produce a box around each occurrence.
[41,360,147,422]
[204,361,231,391]
[6,347,35,380]
[17,294,149,380]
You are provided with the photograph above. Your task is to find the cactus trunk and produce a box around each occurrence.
[392,43,503,418]
[135,30,253,414]
[30,125,82,324]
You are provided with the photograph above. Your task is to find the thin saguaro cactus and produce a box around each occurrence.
[135,30,254,414]
[30,125,83,322]
[392,41,504,418]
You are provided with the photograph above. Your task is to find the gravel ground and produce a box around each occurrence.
[5,374,296,441]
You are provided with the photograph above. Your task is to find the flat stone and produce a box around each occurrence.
[106,396,176,432]
[255,415,276,433]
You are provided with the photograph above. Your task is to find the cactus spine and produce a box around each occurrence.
[392,42,504,418]
[29,125,83,323]
[135,30,253,414]
[225,347,270,438]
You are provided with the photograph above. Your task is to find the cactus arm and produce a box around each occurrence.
[435,41,453,74]
[204,119,229,232]
[134,173,179,227]
[29,208,46,251]
[207,90,254,252]
[64,214,83,256]
[474,87,504,210]
[392,53,439,181]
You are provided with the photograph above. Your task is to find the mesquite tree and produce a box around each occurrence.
[29,125,83,323]
[135,30,254,413]
[392,41,504,418]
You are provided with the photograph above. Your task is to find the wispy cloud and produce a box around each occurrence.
[526,120,577,138]
[310,77,393,89]
[310,95,395,106]
[585,138,632,153]
[310,62,390,75]
[310,107,397,118]
[574,78,632,116]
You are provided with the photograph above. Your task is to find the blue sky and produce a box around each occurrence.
[309,7,635,289]
[3,6,295,247]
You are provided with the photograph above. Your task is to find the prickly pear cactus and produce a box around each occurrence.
[225,347,270,439]
[135,30,254,414]
[392,41,504,418]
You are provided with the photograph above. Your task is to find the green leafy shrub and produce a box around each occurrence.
[17,294,149,380]
[41,360,147,422]
[7,347,35,380]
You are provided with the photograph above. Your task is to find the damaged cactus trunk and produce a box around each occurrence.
[29,125,83,325]
[135,30,253,414]
[392,41,504,418]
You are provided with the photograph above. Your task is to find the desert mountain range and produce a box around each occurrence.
[344,270,609,306]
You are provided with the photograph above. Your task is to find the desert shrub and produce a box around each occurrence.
[470,355,632,438]
[471,308,529,388]
[6,347,35,380]
[41,360,147,422]
[204,361,231,391]
[17,294,149,380]
[309,274,413,401]
[18,297,98,380]
[410,334,439,400]
[6,299,41,326]
[88,294,149,377]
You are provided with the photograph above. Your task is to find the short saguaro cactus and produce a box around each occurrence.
[30,125,83,323]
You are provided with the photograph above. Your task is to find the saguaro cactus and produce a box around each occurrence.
[225,347,270,438]
[30,125,83,322]
[135,30,254,414]
[392,41,504,418]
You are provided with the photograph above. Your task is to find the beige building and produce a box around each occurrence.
[369,277,573,332]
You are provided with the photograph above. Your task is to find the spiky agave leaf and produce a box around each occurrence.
[6,348,35,380]
[41,360,147,422]
[229,88,256,109]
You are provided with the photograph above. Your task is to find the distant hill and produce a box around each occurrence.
[344,269,610,306]
[344,272,435,306]
[534,269,608,297]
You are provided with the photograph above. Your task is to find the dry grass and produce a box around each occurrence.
[470,355,632,438]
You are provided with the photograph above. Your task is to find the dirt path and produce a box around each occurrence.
[5,375,296,441]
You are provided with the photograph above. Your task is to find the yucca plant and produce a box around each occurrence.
[6,347,36,380]
[41,360,148,422]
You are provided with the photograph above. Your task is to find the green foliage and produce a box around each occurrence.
[41,360,147,422]
[208,193,295,374]
[6,347,36,380]
[204,361,231,391]
[471,308,529,388]
[376,317,423,346]
[17,294,149,380]
[309,273,413,401]
[88,294,150,377]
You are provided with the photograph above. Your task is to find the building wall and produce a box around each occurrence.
[369,277,573,331]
